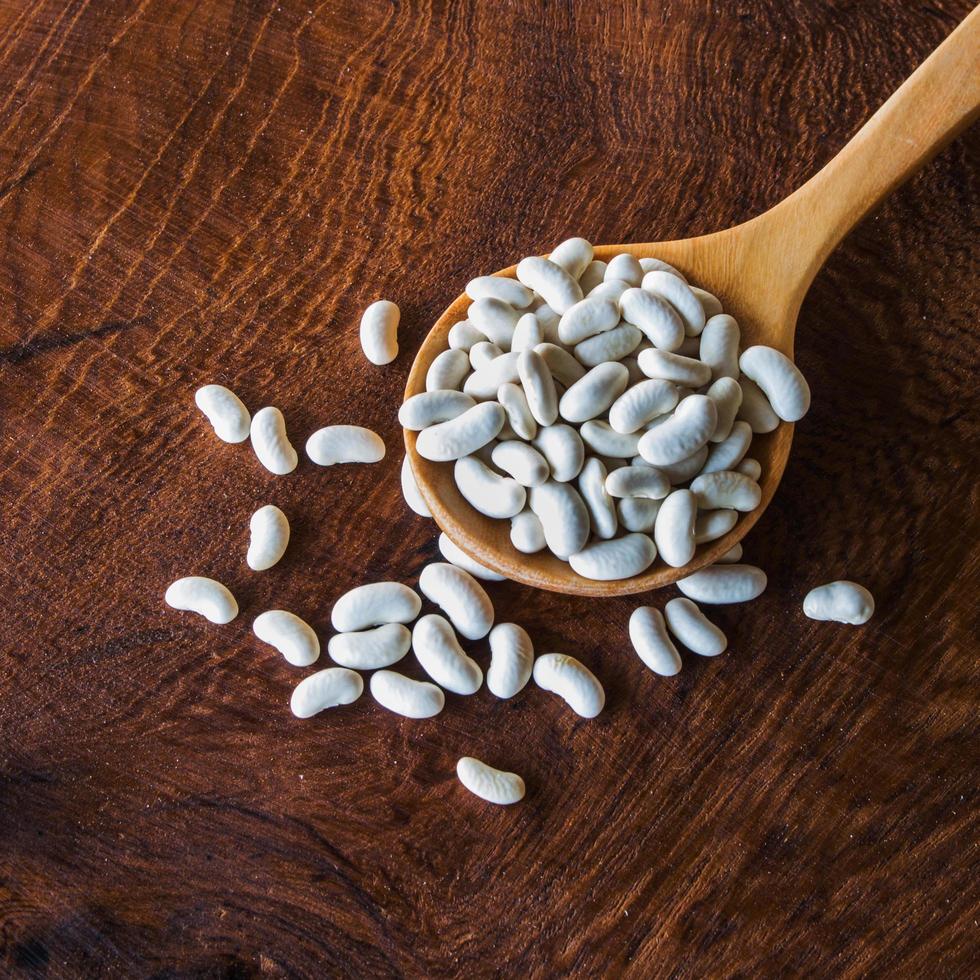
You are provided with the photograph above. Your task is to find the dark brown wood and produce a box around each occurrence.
[0,1,976,976]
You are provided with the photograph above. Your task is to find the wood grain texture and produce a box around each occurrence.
[0,0,977,976]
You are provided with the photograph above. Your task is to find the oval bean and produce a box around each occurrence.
[401,455,431,517]
[629,607,682,676]
[737,377,781,433]
[559,362,628,423]
[609,379,678,433]
[677,564,767,603]
[803,581,875,624]
[250,407,298,475]
[165,576,238,624]
[549,236,594,279]
[557,297,619,345]
[463,352,521,399]
[641,270,706,336]
[655,446,709,484]
[530,298,562,343]
[306,425,385,466]
[638,257,687,281]
[569,533,656,580]
[699,314,740,381]
[456,757,526,804]
[437,532,506,582]
[716,543,743,564]
[511,312,545,353]
[739,346,810,422]
[619,287,685,351]
[400,390,476,430]
[577,457,618,539]
[604,253,643,286]
[533,653,605,718]
[487,623,534,699]
[637,349,711,387]
[516,255,583,314]
[637,394,717,466]
[694,508,738,543]
[528,481,590,558]
[247,504,290,571]
[578,259,607,294]
[588,278,630,303]
[574,323,642,367]
[426,348,471,391]
[253,610,320,667]
[466,275,534,308]
[359,299,400,365]
[534,342,587,386]
[690,286,723,319]
[195,384,250,443]
[448,320,486,351]
[290,668,364,718]
[532,424,584,482]
[691,470,761,511]
[328,623,412,670]
[412,614,483,695]
[415,402,505,461]
[455,455,527,518]
[331,582,422,632]
[700,421,752,474]
[491,440,549,487]
[370,670,444,719]
[736,457,762,480]
[618,496,662,532]
[511,509,546,553]
[418,562,494,640]
[517,349,559,426]
[468,297,521,349]
[654,489,697,567]
[664,597,727,656]
[469,340,503,370]
[605,464,670,500]
[706,376,742,442]
[579,420,641,459]
[495,381,538,441]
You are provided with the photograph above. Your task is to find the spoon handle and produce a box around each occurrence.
[753,5,980,297]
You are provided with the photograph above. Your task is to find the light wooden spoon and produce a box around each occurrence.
[405,8,980,597]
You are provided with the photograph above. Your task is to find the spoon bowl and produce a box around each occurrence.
[405,8,979,596]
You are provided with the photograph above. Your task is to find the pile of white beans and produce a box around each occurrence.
[163,244,875,807]
[404,237,811,581]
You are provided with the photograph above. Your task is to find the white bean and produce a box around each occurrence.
[558,297,619,345]
[331,582,422,632]
[456,757,526,805]
[605,464,670,500]
[359,300,400,365]
[716,543,743,563]
[454,455,527,518]
[559,362,628,423]
[448,320,486,351]
[253,610,320,667]
[706,376,743,442]
[516,255,583,314]
[578,259,607,294]
[574,324,642,367]
[739,346,810,422]
[605,253,643,286]
[250,407,298,475]
[510,509,546,553]
[496,382,538,441]
[306,425,385,466]
[469,340,503,370]
[694,509,738,543]
[579,420,641,459]
[677,564,767,603]
[654,489,697,567]
[532,424,584,482]
[664,598,727,656]
[803,581,875,624]
[400,455,431,517]
[618,496,662,532]
[165,576,238,624]
[463,352,522,399]
[466,276,534,308]
[530,298,562,343]
[656,446,709,484]
[737,378,781,434]
[638,257,687,281]
[491,440,550,487]
[400,390,476,431]
[195,384,250,443]
[691,470,761,511]
[412,614,483,695]
[629,607,682,676]
[290,668,363,718]
[517,349,559,426]
[641,270,706,336]
[569,533,656,580]
[468,297,521,349]
[533,653,605,718]
[328,623,411,669]
[247,505,289,571]
[415,402,505,461]
[438,532,506,582]
[487,623,534,698]
[619,287,685,351]
[426,348,471,392]
[418,562,494,640]
[609,379,678,433]
[549,236,594,279]
[700,421,752,474]
[577,457,618,539]
[699,314,740,381]
[511,312,545,353]
[637,394,717,466]
[370,670,444,719]
[588,278,630,303]
[690,286,723,319]
[637,348,711,387]
[736,457,762,480]
[534,342,587,386]
[528,481,590,558]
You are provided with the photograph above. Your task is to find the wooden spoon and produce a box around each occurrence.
[404,7,980,597]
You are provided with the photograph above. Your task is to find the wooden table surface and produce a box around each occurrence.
[0,1,976,976]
